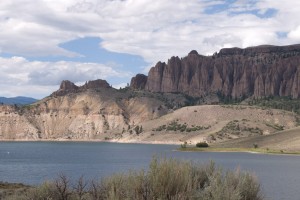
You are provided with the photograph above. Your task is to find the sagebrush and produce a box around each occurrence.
[2,157,264,200]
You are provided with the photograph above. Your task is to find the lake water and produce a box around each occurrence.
[1,142,300,200]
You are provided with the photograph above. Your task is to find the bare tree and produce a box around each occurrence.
[90,180,107,200]
[73,176,88,200]
[55,173,71,200]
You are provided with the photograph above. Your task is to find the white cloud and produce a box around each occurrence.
[1,0,299,61]
[0,84,57,100]
[112,82,128,89]
[288,26,300,40]
[0,0,300,97]
[0,56,130,98]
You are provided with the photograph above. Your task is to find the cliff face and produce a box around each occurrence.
[0,83,168,140]
[131,45,300,99]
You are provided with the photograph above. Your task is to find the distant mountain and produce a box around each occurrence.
[0,96,38,105]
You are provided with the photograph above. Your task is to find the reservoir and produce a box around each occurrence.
[1,142,299,200]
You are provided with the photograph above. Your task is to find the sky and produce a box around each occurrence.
[0,0,300,99]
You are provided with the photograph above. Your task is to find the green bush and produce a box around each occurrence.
[196,142,209,148]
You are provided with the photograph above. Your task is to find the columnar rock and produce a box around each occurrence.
[131,45,300,99]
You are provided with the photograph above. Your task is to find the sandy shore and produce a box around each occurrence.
[0,138,180,145]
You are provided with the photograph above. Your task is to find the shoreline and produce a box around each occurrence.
[0,138,180,145]
[1,139,300,155]
[178,147,300,155]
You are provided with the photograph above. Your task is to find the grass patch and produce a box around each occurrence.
[0,182,31,200]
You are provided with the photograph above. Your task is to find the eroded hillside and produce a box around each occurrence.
[0,80,196,140]
[113,105,299,145]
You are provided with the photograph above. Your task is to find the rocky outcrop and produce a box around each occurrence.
[130,74,148,90]
[52,79,111,96]
[132,45,300,99]
[0,85,169,140]
[81,79,111,90]
[52,80,79,96]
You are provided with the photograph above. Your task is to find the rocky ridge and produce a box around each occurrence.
[52,79,110,96]
[131,44,300,99]
[0,81,171,140]
[0,44,300,144]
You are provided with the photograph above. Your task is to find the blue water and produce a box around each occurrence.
[1,142,300,200]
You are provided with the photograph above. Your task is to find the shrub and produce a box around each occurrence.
[210,134,216,141]
[92,157,263,200]
[181,141,187,148]
[196,142,209,148]
[154,121,208,133]
[134,125,142,135]
[5,158,263,200]
[25,182,59,200]
[198,169,262,200]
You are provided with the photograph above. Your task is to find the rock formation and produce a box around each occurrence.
[1,44,300,141]
[52,80,79,96]
[81,79,111,90]
[131,45,300,99]
[130,74,148,90]
[51,79,111,96]
[0,82,169,140]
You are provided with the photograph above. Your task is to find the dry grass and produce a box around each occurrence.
[117,105,298,146]
[211,126,300,152]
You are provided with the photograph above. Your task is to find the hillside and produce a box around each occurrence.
[0,80,195,140]
[112,105,299,145]
[0,96,38,105]
[0,81,299,151]
[0,44,300,151]
[213,127,300,152]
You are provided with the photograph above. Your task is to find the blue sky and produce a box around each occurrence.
[0,0,299,98]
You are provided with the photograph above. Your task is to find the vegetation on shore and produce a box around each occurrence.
[1,157,263,200]
[153,120,211,132]
[179,146,300,155]
[247,96,300,115]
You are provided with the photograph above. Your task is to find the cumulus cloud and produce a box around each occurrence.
[0,0,300,97]
[288,26,300,40]
[112,82,128,89]
[27,61,129,85]
[1,0,300,61]
[0,56,130,98]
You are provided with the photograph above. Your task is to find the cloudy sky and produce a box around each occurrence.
[0,0,300,98]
